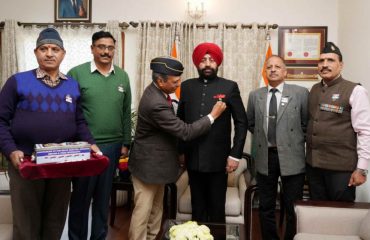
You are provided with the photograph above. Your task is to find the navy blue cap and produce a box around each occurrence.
[150,56,184,76]
[36,28,64,49]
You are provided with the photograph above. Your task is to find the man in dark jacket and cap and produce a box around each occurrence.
[177,43,248,223]
[128,56,226,240]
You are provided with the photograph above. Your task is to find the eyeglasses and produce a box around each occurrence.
[94,44,115,52]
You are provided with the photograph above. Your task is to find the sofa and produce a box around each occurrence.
[0,191,12,240]
[175,153,253,224]
[294,200,370,240]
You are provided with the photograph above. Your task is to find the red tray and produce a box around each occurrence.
[19,153,109,179]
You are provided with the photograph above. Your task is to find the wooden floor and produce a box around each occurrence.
[106,207,283,240]
[107,206,132,240]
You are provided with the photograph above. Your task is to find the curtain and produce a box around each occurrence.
[15,24,102,74]
[136,21,269,153]
[136,21,269,107]
[106,20,123,67]
[135,22,176,105]
[1,21,122,87]
[1,19,18,88]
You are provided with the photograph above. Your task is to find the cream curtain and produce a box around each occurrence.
[136,21,269,106]
[135,22,176,105]
[1,19,18,88]
[1,21,122,87]
[16,24,103,74]
[106,20,123,67]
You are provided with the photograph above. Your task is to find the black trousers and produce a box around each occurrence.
[306,164,355,202]
[257,148,305,240]
[68,142,121,240]
[188,170,228,223]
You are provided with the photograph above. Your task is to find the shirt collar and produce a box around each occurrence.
[268,82,284,93]
[36,68,67,80]
[90,61,115,76]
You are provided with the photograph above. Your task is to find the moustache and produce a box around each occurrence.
[320,67,331,72]
[100,54,111,58]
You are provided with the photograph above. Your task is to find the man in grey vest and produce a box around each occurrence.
[306,42,370,202]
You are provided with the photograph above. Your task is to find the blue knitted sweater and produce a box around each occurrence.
[0,69,95,158]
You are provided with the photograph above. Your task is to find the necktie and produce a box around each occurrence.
[166,95,172,107]
[268,88,278,146]
[73,0,78,15]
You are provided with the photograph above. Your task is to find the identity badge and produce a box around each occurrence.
[281,97,289,104]
[65,94,72,103]
[332,94,340,101]
[118,84,124,93]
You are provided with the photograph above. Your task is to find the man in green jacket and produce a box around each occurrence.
[68,31,132,240]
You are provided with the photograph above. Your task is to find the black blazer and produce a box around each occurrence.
[178,77,247,172]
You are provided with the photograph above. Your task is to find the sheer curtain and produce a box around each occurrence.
[1,20,123,86]
[135,22,177,105]
[136,21,269,152]
[106,20,122,67]
[136,21,269,106]
[16,25,102,74]
[1,19,18,88]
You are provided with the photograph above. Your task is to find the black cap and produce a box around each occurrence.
[150,56,184,76]
[322,42,342,60]
[36,28,64,49]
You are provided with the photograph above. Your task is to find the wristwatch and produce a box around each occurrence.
[356,168,368,176]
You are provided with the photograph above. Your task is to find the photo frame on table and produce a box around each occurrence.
[278,26,328,66]
[55,0,91,22]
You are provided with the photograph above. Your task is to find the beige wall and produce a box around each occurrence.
[338,0,370,202]
[1,0,369,201]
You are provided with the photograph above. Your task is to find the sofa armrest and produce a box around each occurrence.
[238,174,247,215]
[295,200,370,235]
[0,193,12,224]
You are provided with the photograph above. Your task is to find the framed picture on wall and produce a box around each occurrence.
[55,0,91,22]
[278,26,327,66]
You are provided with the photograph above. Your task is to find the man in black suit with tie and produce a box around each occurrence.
[178,42,248,223]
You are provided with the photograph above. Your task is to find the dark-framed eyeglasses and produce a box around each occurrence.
[94,44,115,52]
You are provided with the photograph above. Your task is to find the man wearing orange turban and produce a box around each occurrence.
[178,42,247,223]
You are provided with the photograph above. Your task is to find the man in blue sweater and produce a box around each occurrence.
[0,28,99,240]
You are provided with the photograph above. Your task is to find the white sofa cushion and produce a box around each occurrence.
[295,206,366,235]
[294,233,360,240]
[0,225,12,240]
[178,186,241,216]
[178,187,192,213]
[359,210,370,240]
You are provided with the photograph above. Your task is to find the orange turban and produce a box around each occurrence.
[192,42,223,66]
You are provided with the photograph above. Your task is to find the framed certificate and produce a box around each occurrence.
[278,26,327,66]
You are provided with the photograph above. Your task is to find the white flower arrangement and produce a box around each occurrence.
[169,221,214,240]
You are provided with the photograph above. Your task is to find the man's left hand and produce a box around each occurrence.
[225,157,239,173]
[348,170,367,186]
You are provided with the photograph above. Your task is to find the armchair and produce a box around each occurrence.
[0,191,12,240]
[175,153,254,224]
[294,200,370,240]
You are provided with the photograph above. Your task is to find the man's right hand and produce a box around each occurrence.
[210,101,227,119]
[9,150,24,170]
